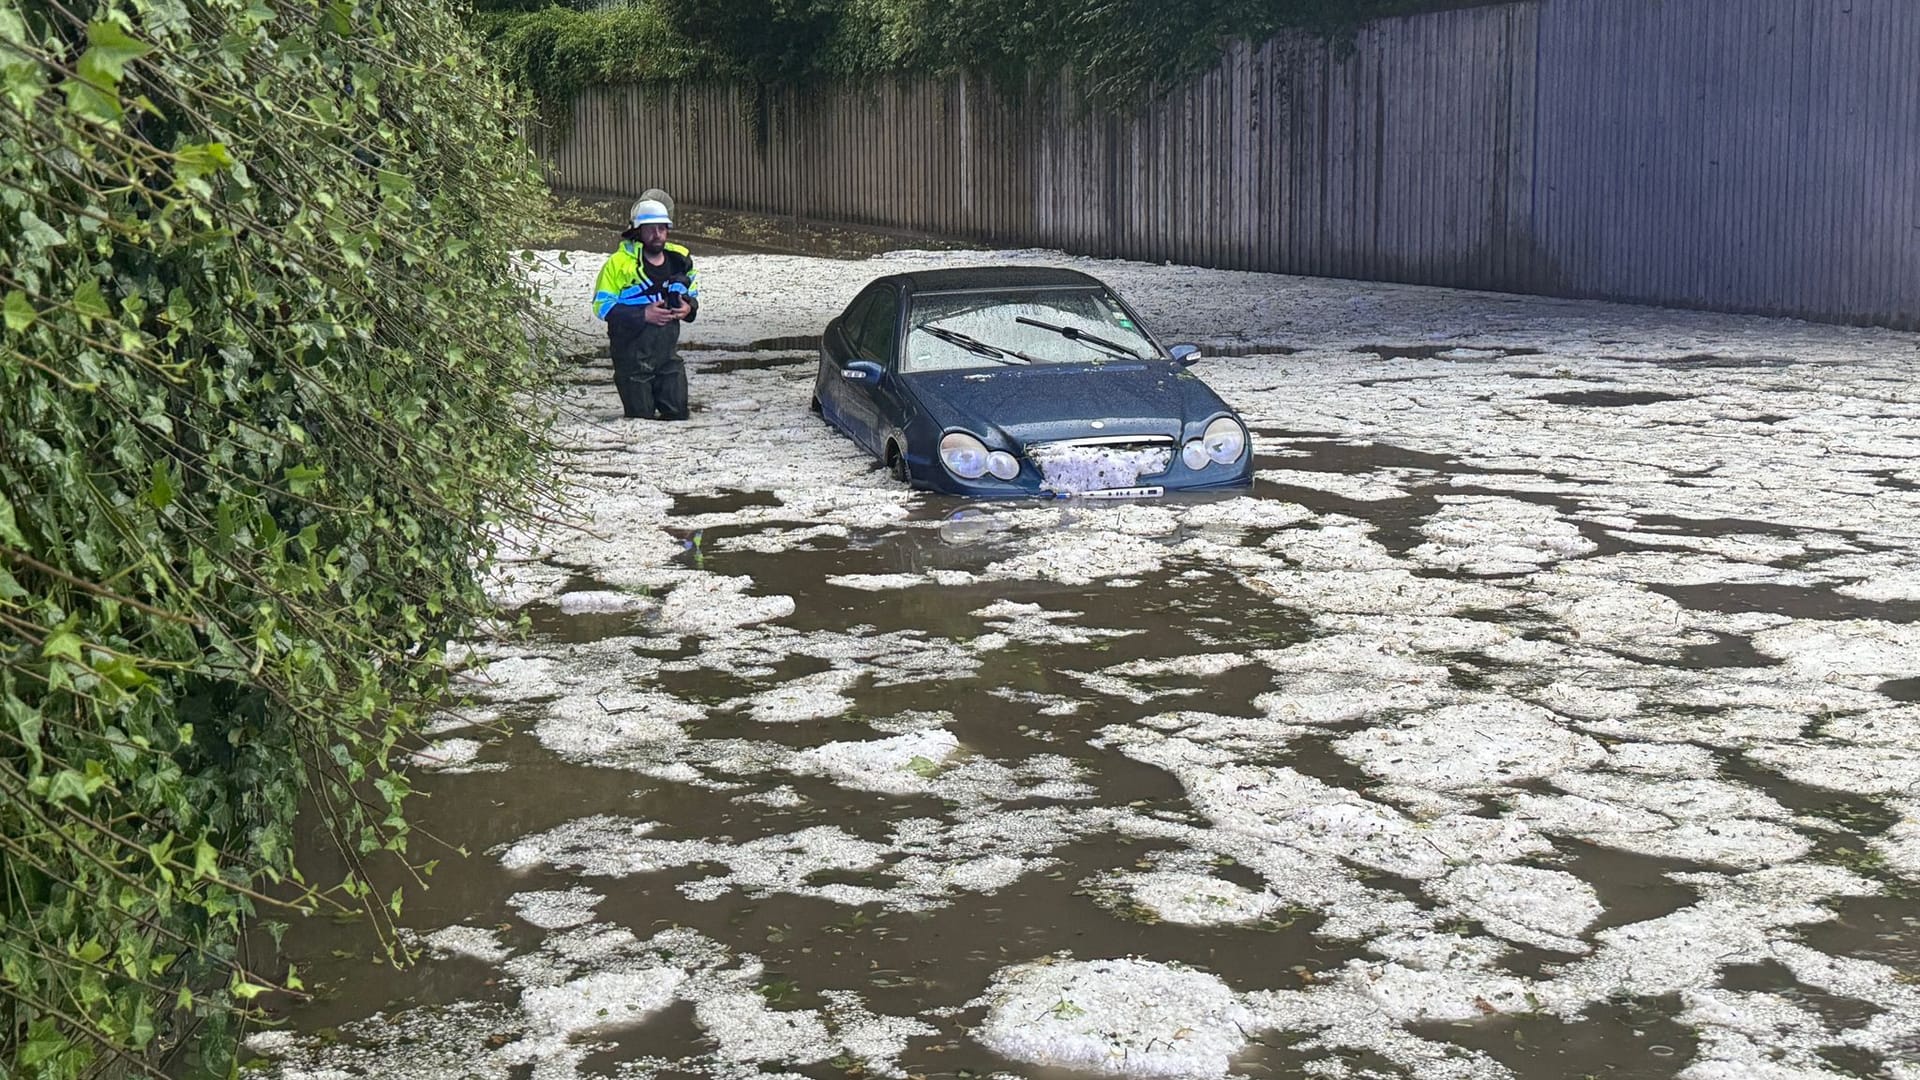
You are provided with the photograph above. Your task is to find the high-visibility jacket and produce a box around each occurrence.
[592,241,700,320]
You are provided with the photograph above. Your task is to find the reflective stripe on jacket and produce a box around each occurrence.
[592,241,700,320]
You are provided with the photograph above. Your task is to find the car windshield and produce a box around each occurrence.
[901,288,1159,373]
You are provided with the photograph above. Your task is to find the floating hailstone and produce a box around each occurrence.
[471,655,560,700]
[1744,744,1920,798]
[1030,443,1173,494]
[1534,679,1641,720]
[533,689,701,761]
[555,589,652,614]
[1256,468,1414,503]
[1103,653,1253,679]
[738,668,862,724]
[1097,870,1283,926]
[421,924,512,963]
[482,557,571,606]
[973,958,1256,1078]
[1870,800,1920,881]
[1175,496,1313,530]
[508,888,605,930]
[1334,700,1607,790]
[1539,582,1691,647]
[1340,962,1536,1023]
[983,528,1174,586]
[1428,864,1602,953]
[409,737,482,770]
[1830,561,1920,603]
[657,574,796,634]
[1751,619,1920,686]
[1817,707,1920,748]
[1251,634,1454,725]
[516,967,685,1041]
[1604,741,1719,777]
[790,729,961,795]
[1409,495,1596,574]
[825,573,926,591]
[1246,567,1524,618]
[1508,793,1811,870]
[696,990,833,1064]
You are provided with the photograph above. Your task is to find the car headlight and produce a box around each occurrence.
[1202,416,1246,465]
[940,432,991,478]
[986,451,1020,480]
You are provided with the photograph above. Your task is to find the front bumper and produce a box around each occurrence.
[906,447,1253,498]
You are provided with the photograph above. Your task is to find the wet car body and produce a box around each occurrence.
[813,267,1253,497]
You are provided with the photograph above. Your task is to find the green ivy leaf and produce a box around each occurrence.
[63,74,121,120]
[20,1020,65,1066]
[41,630,85,663]
[194,837,219,877]
[130,1002,156,1047]
[93,654,153,690]
[44,768,92,805]
[81,21,154,82]
[0,5,27,45]
[72,277,111,321]
[284,464,325,494]
[3,289,34,331]
[59,22,153,121]
[0,491,24,545]
[17,210,65,249]
[147,459,176,508]
[2,53,46,112]
[175,141,236,184]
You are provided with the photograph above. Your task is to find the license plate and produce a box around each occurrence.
[1082,486,1165,499]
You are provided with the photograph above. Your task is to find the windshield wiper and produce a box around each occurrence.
[919,323,1033,364]
[1014,316,1143,361]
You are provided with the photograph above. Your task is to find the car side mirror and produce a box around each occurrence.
[1169,344,1202,366]
[842,360,886,384]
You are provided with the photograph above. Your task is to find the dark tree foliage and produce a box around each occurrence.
[476,0,1488,120]
[658,0,848,86]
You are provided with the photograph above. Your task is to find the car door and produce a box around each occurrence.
[832,284,899,456]
[819,289,873,438]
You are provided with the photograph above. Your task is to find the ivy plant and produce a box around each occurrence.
[0,0,561,1072]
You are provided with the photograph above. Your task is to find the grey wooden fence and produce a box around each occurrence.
[544,0,1920,328]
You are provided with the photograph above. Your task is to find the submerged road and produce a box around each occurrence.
[246,248,1920,1080]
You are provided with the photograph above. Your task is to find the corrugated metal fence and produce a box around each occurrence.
[544,0,1920,327]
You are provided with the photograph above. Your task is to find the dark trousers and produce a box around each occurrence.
[607,305,688,420]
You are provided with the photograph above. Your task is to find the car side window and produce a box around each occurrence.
[839,291,874,357]
[853,287,899,361]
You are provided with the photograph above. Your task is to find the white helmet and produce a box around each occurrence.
[629,198,672,228]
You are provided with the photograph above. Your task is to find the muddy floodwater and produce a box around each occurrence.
[244,249,1920,1080]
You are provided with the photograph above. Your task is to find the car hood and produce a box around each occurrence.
[904,362,1221,444]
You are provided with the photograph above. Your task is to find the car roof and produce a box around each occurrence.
[868,266,1107,295]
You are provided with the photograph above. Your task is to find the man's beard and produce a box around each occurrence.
[643,239,666,255]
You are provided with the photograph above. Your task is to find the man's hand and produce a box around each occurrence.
[642,302,678,326]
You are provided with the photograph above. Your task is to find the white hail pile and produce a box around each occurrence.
[1028,443,1176,494]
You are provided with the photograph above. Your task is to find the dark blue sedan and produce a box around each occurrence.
[812,267,1252,498]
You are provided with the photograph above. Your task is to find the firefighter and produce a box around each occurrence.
[592,198,700,420]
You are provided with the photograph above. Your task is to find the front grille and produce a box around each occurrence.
[1027,438,1176,492]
